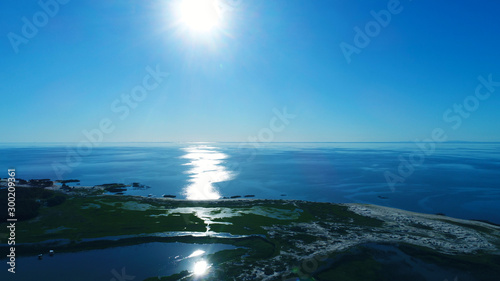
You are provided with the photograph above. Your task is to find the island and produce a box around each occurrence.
[1,179,500,280]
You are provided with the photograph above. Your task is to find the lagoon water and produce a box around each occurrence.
[1,142,500,223]
[1,242,235,281]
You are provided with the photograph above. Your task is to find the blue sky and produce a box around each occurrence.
[1,0,500,142]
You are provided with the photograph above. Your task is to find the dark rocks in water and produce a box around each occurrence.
[280,194,287,196]
[244,195,255,198]
[101,183,127,193]
[29,179,53,188]
[60,179,80,184]
[230,195,241,199]
[30,179,51,182]
[106,187,127,193]
[101,183,125,187]
[163,194,176,198]
[132,182,150,190]
[221,197,229,199]
[378,195,389,199]
[436,213,446,216]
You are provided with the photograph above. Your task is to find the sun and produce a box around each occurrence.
[177,0,221,32]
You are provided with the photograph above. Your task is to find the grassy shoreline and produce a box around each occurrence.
[2,187,500,280]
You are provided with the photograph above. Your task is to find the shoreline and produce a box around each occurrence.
[3,191,500,253]
[3,178,500,228]
[2,185,500,280]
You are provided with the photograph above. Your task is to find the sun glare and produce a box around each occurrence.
[193,260,209,275]
[188,250,206,258]
[178,0,221,32]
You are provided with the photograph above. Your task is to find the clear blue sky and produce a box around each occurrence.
[1,0,499,142]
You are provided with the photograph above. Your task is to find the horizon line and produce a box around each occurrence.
[1,141,500,144]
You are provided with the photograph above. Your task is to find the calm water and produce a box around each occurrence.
[0,242,235,281]
[1,142,500,223]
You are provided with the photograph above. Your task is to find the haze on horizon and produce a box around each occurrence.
[1,0,500,143]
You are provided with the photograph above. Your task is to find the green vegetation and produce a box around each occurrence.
[299,202,384,227]
[316,256,385,281]
[439,219,494,234]
[207,248,248,264]
[46,194,67,207]
[409,222,434,230]
[10,195,206,243]
[2,192,499,281]
[0,187,67,221]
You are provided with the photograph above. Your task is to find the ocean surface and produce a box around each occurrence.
[1,142,499,224]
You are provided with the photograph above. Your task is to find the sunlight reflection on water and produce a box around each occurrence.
[182,144,234,200]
